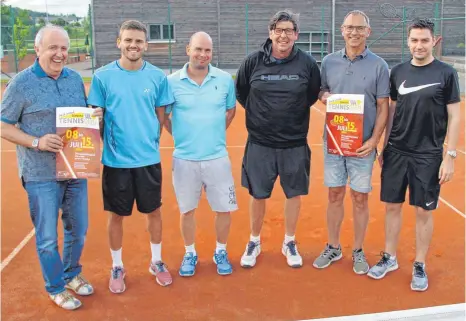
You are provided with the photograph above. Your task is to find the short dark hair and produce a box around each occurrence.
[119,20,147,39]
[268,9,299,32]
[408,18,435,37]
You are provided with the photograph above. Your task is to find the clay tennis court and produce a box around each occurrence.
[1,82,464,320]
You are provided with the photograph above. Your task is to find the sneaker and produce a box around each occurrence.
[367,252,398,279]
[313,244,343,269]
[282,240,303,268]
[49,290,82,310]
[411,261,428,292]
[65,274,94,296]
[179,252,198,277]
[109,266,126,294]
[213,250,233,275]
[352,249,370,275]
[149,261,173,286]
[240,241,261,268]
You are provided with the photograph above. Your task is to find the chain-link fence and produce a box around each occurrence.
[1,4,95,77]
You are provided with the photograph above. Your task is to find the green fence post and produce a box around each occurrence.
[168,2,172,74]
[320,6,325,63]
[434,2,440,36]
[88,4,95,74]
[246,3,249,55]
[401,6,406,63]
[10,6,18,73]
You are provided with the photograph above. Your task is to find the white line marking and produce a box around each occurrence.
[307,303,465,320]
[312,105,465,219]
[0,229,35,272]
[439,196,466,218]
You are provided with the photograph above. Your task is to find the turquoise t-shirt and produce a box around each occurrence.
[88,60,174,168]
[167,63,236,161]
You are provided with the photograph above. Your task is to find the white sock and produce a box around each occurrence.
[250,234,260,244]
[284,234,295,244]
[216,241,227,254]
[185,244,197,256]
[151,242,162,263]
[390,254,397,260]
[111,248,123,268]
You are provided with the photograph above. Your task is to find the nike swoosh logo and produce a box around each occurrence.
[426,201,435,206]
[398,81,440,95]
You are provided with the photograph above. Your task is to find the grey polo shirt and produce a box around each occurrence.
[321,47,390,142]
[1,59,88,182]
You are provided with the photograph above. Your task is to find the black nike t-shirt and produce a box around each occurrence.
[388,59,460,157]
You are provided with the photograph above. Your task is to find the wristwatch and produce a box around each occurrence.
[446,150,457,159]
[32,137,40,150]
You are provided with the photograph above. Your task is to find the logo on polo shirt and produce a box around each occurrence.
[260,74,299,81]
[144,88,151,93]
[398,81,440,95]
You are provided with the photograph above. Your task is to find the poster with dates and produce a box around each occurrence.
[56,107,101,179]
[326,94,364,157]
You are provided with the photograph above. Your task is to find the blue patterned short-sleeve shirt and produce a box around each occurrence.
[1,59,88,182]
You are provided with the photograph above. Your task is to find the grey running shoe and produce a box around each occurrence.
[411,261,428,292]
[352,249,369,275]
[313,244,342,269]
[367,252,398,279]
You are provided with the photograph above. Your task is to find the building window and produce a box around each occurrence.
[148,24,175,42]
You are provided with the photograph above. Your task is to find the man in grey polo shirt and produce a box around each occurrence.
[1,25,93,310]
[312,10,390,274]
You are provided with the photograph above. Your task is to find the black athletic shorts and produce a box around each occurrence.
[380,147,442,211]
[102,163,162,216]
[241,141,311,199]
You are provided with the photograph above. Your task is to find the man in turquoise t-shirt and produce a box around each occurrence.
[165,31,237,277]
[88,20,174,293]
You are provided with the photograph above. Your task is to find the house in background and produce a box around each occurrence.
[91,0,465,70]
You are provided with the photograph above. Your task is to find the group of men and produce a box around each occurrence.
[1,8,460,311]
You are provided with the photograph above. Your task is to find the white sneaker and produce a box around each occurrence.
[65,274,94,296]
[49,290,82,310]
[282,240,303,268]
[240,241,261,268]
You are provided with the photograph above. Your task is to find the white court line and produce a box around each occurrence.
[311,106,466,219]
[0,229,35,272]
[306,303,465,321]
[313,106,466,155]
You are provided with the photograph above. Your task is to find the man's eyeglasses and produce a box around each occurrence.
[342,25,367,33]
[273,28,295,36]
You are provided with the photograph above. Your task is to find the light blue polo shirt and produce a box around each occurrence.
[1,59,87,182]
[167,63,236,161]
[87,60,174,168]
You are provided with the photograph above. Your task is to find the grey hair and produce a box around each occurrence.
[343,10,370,27]
[269,9,300,32]
[35,24,70,47]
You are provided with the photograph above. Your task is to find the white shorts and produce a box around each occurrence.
[172,156,238,214]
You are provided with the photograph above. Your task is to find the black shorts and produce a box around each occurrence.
[241,141,311,199]
[102,163,162,216]
[380,148,442,211]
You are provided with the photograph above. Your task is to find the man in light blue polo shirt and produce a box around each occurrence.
[87,20,174,293]
[165,31,237,277]
[1,25,93,310]
[313,10,390,274]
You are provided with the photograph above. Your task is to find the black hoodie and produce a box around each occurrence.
[236,38,321,148]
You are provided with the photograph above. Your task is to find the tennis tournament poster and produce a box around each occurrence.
[325,94,364,157]
[56,107,101,179]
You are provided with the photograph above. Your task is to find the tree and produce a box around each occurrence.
[13,9,31,60]
[51,17,66,26]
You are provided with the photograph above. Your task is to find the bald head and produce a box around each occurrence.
[189,31,213,46]
[186,31,213,70]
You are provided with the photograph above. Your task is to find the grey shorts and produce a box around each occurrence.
[241,141,311,199]
[172,156,238,214]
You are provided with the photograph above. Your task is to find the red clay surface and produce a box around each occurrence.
[1,82,465,320]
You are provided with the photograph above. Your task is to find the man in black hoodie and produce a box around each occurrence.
[236,9,321,269]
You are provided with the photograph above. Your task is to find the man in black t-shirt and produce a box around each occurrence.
[367,19,461,292]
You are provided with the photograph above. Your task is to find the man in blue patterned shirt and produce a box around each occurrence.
[1,25,93,310]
